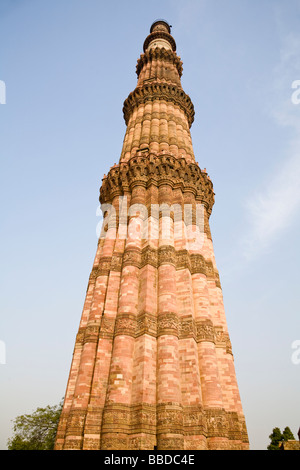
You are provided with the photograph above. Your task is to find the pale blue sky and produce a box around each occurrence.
[1,0,300,450]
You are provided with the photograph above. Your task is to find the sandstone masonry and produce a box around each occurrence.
[55,20,249,451]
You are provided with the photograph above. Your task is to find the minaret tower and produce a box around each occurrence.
[55,20,249,451]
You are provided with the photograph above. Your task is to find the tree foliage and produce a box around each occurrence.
[267,426,295,450]
[7,400,63,450]
[282,426,295,442]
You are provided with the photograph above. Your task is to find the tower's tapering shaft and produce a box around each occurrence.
[55,20,249,451]
[121,20,195,163]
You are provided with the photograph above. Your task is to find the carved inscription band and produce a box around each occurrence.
[63,404,247,449]
[75,314,233,354]
[89,248,221,287]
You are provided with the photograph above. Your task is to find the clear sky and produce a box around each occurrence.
[1,0,300,450]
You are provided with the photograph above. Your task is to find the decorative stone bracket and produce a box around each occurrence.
[100,153,215,215]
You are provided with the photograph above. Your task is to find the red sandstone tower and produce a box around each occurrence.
[55,20,249,451]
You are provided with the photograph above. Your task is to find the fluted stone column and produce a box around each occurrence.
[55,20,249,451]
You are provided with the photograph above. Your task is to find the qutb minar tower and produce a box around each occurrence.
[55,20,249,451]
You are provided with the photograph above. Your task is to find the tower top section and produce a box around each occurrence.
[150,19,172,34]
[144,19,176,52]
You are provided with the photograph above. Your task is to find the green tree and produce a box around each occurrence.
[282,427,295,441]
[7,400,63,450]
[267,427,283,450]
[267,426,296,450]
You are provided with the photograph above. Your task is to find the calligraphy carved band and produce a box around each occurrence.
[141,246,158,268]
[205,408,229,438]
[196,320,215,342]
[110,254,123,272]
[101,437,128,451]
[214,327,233,354]
[183,406,207,436]
[157,437,184,450]
[75,323,100,346]
[75,313,232,354]
[65,409,87,438]
[83,407,103,447]
[190,253,206,275]
[114,313,137,337]
[60,404,248,449]
[93,403,248,448]
[99,316,115,340]
[157,404,183,435]
[130,404,157,435]
[75,327,85,346]
[157,312,180,337]
[136,312,157,337]
[89,250,221,289]
[158,245,176,266]
[179,318,233,354]
[89,254,122,280]
[176,250,192,271]
[196,320,233,354]
[122,248,142,269]
[101,404,131,434]
[76,317,115,345]
[204,409,248,443]
[129,436,156,450]
[180,317,197,340]
[83,322,100,344]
